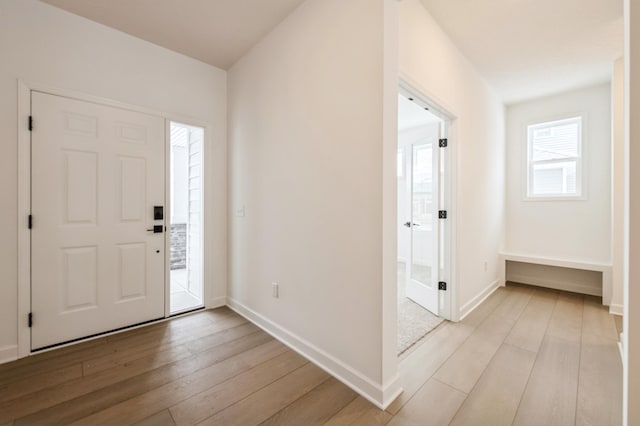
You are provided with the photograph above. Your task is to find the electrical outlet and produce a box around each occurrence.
[272,282,279,298]
[235,206,245,217]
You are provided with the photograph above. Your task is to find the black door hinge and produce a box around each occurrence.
[28,312,33,328]
[28,116,33,132]
[438,282,447,291]
[439,138,448,147]
[438,210,447,219]
[28,214,33,229]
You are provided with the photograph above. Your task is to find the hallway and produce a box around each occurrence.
[0,284,621,425]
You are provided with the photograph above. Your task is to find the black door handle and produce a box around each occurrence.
[146,225,163,233]
[403,222,421,228]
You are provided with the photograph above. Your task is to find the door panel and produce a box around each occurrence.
[406,136,439,315]
[31,92,165,349]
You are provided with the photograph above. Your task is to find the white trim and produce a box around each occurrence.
[17,79,216,359]
[398,76,458,322]
[610,304,624,316]
[380,374,404,410]
[208,296,227,309]
[619,340,623,360]
[500,252,612,303]
[164,120,172,318]
[602,268,613,306]
[226,297,403,410]
[459,279,501,321]
[26,81,211,127]
[500,252,611,271]
[0,345,18,365]
[17,81,31,359]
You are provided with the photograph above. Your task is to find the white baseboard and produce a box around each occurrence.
[226,297,402,410]
[619,332,624,360]
[459,279,500,321]
[380,373,403,409]
[208,296,227,309]
[508,273,602,297]
[0,345,18,365]
[610,303,624,316]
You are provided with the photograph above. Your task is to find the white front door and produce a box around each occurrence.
[31,92,166,350]
[406,138,439,316]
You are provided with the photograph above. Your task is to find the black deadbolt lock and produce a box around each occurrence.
[154,206,163,220]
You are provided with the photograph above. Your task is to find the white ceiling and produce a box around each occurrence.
[40,0,306,70]
[41,0,623,103]
[420,0,624,104]
[398,94,440,131]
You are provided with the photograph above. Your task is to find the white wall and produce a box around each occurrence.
[227,0,400,408]
[612,58,624,315]
[505,84,612,263]
[0,0,227,362]
[623,1,640,423]
[399,0,506,317]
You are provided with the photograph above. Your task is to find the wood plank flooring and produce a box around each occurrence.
[0,284,622,425]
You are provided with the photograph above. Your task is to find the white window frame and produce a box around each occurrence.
[525,115,585,200]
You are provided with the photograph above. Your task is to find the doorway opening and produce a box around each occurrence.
[397,91,449,355]
[169,122,204,314]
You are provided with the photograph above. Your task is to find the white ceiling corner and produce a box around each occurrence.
[39,0,307,70]
[40,0,624,103]
[398,94,441,131]
[419,0,624,104]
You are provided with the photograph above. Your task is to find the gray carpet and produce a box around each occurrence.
[397,297,444,355]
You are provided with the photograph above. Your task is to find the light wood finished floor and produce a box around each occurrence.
[0,284,621,425]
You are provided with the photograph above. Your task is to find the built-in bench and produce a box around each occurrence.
[499,252,613,306]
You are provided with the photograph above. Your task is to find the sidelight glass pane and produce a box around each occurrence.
[170,122,204,314]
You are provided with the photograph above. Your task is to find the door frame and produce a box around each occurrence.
[17,80,212,358]
[398,78,458,321]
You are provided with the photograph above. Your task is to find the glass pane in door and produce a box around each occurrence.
[411,143,434,285]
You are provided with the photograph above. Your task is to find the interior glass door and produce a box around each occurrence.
[406,138,439,315]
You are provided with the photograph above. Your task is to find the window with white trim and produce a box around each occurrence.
[527,116,583,198]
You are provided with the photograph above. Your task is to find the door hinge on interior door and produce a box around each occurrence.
[439,138,447,147]
[28,214,32,229]
[28,116,33,132]
[438,282,447,291]
[28,312,33,328]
